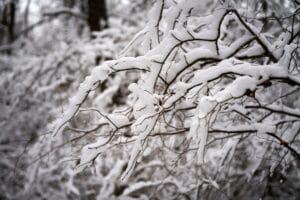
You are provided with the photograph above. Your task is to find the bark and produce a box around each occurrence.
[87,0,108,32]
[0,0,16,53]
[7,1,15,42]
[1,1,15,42]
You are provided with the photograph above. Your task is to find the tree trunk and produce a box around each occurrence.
[0,1,16,53]
[7,1,15,43]
[23,0,31,36]
[1,1,16,42]
[87,0,108,32]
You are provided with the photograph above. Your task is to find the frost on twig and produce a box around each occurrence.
[50,0,300,190]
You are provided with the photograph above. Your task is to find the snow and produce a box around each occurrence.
[29,0,300,198]
[121,113,159,182]
[52,64,113,137]
[186,47,216,63]
[75,142,105,173]
[215,76,257,101]
[108,114,130,128]
[254,123,276,134]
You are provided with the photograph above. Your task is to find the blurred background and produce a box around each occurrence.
[0,0,151,199]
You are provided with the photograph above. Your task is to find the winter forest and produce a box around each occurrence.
[0,0,300,199]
